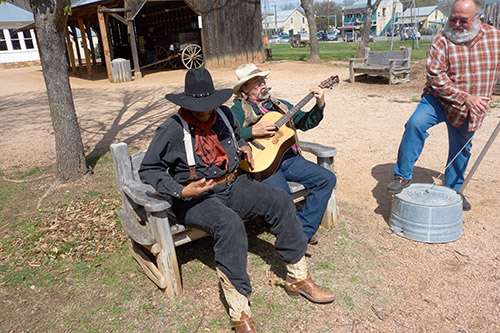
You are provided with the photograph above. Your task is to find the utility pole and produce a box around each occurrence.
[264,0,269,40]
[275,4,278,33]
[327,0,330,30]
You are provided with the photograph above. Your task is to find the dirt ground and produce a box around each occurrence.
[1,60,499,331]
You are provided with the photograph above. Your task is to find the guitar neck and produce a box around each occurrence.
[275,92,315,127]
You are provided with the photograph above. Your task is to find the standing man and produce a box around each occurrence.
[139,68,335,333]
[387,0,500,211]
[231,63,337,245]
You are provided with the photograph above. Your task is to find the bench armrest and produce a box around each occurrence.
[300,141,337,158]
[389,59,409,68]
[122,180,171,213]
[349,57,366,64]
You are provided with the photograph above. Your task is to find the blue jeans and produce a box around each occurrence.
[394,94,474,191]
[171,174,307,296]
[262,152,337,241]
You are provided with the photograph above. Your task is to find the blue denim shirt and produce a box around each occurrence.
[139,106,248,200]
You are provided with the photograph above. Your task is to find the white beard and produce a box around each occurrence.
[443,19,481,44]
[257,87,271,100]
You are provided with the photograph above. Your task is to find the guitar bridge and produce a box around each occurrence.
[249,140,265,150]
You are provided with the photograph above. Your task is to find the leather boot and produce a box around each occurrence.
[217,268,256,333]
[285,257,335,304]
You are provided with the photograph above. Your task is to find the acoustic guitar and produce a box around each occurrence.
[240,75,339,181]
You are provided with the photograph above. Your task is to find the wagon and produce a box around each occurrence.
[140,32,204,70]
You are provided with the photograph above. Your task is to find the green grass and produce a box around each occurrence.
[266,40,431,62]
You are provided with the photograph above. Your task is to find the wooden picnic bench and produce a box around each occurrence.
[110,140,339,298]
[349,47,411,85]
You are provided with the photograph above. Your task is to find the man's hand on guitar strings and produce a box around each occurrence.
[238,146,254,170]
[310,87,325,108]
[252,121,278,138]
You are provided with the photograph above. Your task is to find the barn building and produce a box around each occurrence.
[13,0,265,81]
[67,0,266,80]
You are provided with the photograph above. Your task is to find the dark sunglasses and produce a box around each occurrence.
[448,15,476,25]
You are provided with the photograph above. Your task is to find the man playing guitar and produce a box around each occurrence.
[231,63,337,247]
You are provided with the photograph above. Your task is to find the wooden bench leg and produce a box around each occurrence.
[320,189,339,229]
[148,211,183,298]
[128,240,168,289]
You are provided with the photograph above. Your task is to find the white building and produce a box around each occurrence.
[342,0,403,36]
[262,9,309,36]
[0,2,39,65]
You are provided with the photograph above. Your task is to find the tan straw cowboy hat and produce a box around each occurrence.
[233,63,271,94]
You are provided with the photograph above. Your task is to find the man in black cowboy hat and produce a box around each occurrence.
[139,68,335,332]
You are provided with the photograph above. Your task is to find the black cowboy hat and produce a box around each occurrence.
[165,68,232,112]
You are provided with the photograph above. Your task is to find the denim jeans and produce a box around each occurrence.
[394,94,474,191]
[262,152,337,241]
[171,174,307,296]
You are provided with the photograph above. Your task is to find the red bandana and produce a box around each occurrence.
[178,108,228,171]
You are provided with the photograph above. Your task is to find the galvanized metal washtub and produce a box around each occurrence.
[389,183,463,243]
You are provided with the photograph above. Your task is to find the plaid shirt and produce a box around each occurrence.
[423,23,500,131]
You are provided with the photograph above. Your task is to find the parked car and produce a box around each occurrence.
[344,32,355,42]
[327,31,338,41]
[386,29,399,37]
[364,34,374,42]
[401,27,421,40]
[280,36,291,43]
[317,31,328,41]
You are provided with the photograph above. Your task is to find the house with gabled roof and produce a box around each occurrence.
[341,0,403,37]
[262,9,309,36]
[397,5,445,32]
[0,2,39,65]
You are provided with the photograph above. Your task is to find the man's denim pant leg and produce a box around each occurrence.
[171,174,307,297]
[262,153,337,241]
[394,94,474,191]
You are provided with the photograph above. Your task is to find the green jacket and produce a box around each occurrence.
[231,98,325,140]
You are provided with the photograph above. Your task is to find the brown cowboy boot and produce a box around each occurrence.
[217,268,257,333]
[231,311,257,333]
[285,257,335,304]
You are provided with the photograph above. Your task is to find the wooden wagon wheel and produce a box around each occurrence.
[168,50,182,69]
[153,45,169,69]
[181,44,204,69]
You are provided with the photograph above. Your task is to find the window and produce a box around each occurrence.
[0,30,7,51]
[382,8,386,16]
[302,17,305,23]
[23,30,34,49]
[10,30,21,50]
[291,18,293,24]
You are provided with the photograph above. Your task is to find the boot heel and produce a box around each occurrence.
[285,285,300,298]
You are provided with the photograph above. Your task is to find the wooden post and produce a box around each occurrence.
[78,18,93,78]
[85,22,97,65]
[69,24,83,74]
[127,20,141,79]
[97,6,113,82]
[125,0,142,79]
[65,27,77,75]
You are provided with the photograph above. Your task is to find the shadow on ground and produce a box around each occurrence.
[371,163,441,224]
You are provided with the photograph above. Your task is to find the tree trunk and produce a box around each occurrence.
[30,0,87,181]
[301,0,320,62]
[355,0,382,58]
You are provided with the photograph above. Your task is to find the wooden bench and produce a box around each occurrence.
[349,47,411,85]
[291,34,310,48]
[110,141,339,298]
